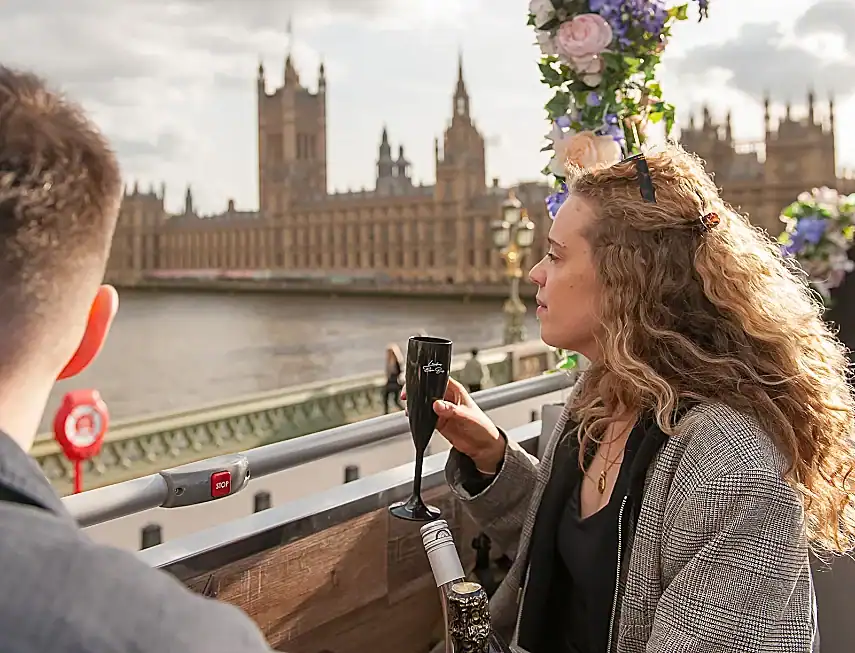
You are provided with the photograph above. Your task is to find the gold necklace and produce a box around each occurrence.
[596,445,624,494]
[589,423,630,494]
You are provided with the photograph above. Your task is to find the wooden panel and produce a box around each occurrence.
[281,577,443,653]
[188,510,389,648]
[184,484,485,653]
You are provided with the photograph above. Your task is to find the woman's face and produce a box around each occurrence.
[528,195,602,360]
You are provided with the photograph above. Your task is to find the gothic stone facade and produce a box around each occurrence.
[106,56,553,288]
[105,61,854,288]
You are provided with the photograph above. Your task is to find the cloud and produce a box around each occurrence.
[796,0,855,53]
[671,20,855,103]
[111,132,185,161]
[0,0,476,210]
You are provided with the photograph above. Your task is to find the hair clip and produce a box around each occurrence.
[699,212,720,232]
[623,153,656,203]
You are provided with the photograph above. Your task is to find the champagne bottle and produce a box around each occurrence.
[421,520,466,653]
[447,582,512,653]
[420,521,512,653]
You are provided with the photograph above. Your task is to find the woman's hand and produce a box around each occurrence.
[402,378,506,474]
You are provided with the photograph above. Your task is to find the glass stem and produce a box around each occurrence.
[412,448,425,498]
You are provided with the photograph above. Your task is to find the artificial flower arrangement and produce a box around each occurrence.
[779,187,855,305]
[529,0,710,218]
[529,0,710,371]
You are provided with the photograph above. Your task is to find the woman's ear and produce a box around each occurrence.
[57,285,119,381]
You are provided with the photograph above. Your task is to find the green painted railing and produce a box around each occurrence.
[34,340,555,495]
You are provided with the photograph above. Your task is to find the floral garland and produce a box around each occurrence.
[779,188,855,304]
[529,1,710,372]
[528,0,711,218]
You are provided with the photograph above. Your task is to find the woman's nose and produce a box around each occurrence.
[529,258,545,286]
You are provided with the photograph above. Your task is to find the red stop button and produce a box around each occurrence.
[210,471,232,498]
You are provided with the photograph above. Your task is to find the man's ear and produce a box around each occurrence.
[57,285,119,381]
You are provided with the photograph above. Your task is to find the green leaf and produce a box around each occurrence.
[622,56,643,73]
[668,3,689,20]
[538,61,564,87]
[557,354,578,370]
[545,91,571,119]
[648,111,665,124]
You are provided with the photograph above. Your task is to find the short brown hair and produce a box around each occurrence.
[0,67,121,360]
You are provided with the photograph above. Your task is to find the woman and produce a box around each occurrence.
[432,146,854,653]
[383,343,404,414]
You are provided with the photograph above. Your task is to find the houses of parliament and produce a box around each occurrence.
[105,50,854,289]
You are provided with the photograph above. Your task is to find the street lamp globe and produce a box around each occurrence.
[515,220,536,248]
[502,192,522,225]
[491,220,511,249]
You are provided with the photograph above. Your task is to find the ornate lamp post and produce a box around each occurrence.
[491,191,536,344]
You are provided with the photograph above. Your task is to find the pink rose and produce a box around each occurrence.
[572,55,605,86]
[556,131,621,171]
[555,14,613,62]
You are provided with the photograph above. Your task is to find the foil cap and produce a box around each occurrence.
[420,519,465,587]
[448,582,491,653]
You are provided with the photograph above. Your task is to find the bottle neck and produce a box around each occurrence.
[426,542,466,588]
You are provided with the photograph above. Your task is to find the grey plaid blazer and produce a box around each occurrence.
[446,375,819,652]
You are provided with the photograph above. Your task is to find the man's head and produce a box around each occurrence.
[0,67,121,440]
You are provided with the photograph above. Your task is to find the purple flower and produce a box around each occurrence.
[555,115,572,129]
[546,182,569,219]
[586,92,601,107]
[594,112,625,151]
[796,216,828,245]
[590,0,669,49]
[782,216,828,257]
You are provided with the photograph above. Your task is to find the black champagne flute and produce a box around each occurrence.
[389,335,452,522]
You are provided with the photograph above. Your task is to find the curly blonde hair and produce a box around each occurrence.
[567,144,855,553]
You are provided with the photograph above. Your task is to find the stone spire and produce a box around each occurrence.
[377,126,393,181]
[453,49,469,118]
[184,186,194,215]
[284,16,300,86]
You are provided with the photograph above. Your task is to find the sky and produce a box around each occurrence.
[0,0,853,215]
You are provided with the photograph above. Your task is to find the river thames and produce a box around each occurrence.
[42,290,540,431]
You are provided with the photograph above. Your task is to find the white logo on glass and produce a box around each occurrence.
[422,360,444,374]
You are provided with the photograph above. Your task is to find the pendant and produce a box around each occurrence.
[597,471,607,494]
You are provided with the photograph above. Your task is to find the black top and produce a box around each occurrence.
[454,409,691,653]
[555,425,644,653]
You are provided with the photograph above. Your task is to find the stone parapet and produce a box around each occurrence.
[35,340,554,495]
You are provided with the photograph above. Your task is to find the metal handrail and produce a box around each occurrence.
[63,373,571,528]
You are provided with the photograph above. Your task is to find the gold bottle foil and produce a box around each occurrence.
[447,582,491,653]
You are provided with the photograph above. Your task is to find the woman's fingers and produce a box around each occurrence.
[401,377,471,406]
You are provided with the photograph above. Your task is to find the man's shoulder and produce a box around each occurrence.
[0,502,269,652]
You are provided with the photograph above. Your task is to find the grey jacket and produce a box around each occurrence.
[446,377,818,652]
[0,430,271,653]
